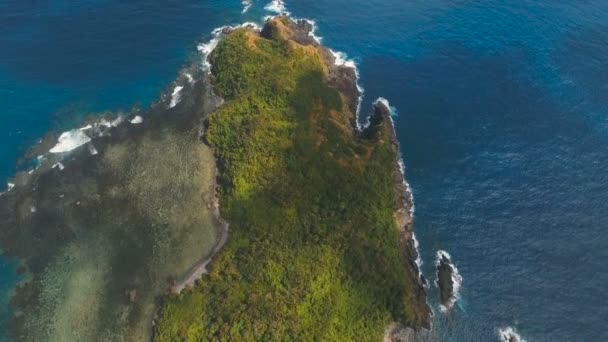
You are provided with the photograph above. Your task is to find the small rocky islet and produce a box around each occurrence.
[0,16,430,341]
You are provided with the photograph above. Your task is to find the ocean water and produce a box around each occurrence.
[1,1,607,341]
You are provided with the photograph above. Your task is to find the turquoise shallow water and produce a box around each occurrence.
[2,1,608,340]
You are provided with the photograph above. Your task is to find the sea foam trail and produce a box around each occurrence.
[0,182,14,197]
[435,250,464,313]
[375,97,399,117]
[302,19,323,44]
[168,86,184,108]
[497,326,526,342]
[241,0,252,14]
[265,0,288,14]
[197,35,222,71]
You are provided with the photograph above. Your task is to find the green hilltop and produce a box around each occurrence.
[156,17,428,341]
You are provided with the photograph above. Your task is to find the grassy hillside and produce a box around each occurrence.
[156,18,423,341]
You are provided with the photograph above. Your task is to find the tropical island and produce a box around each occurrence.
[0,16,429,341]
[156,17,430,340]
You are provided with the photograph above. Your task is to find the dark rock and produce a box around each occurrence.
[420,274,428,287]
[360,100,389,140]
[436,252,455,309]
[220,27,234,35]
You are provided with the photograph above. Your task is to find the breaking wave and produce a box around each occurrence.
[130,115,143,124]
[168,86,184,108]
[301,19,323,44]
[48,129,92,154]
[435,250,464,313]
[241,0,252,14]
[197,22,261,72]
[497,326,526,342]
[265,0,288,15]
[330,49,364,121]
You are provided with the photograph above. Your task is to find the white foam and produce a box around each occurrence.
[265,0,288,14]
[241,0,252,14]
[328,49,365,121]
[91,115,123,129]
[88,144,98,156]
[375,97,399,117]
[97,119,112,128]
[49,129,92,154]
[330,49,357,69]
[130,115,143,124]
[198,22,261,72]
[497,327,526,342]
[111,115,124,127]
[302,19,322,43]
[184,73,194,84]
[52,162,65,171]
[169,86,184,108]
[34,155,46,170]
[7,182,15,191]
[412,233,424,273]
[435,250,463,313]
[197,35,222,71]
[237,22,261,31]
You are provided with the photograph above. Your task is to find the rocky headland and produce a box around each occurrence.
[156,16,431,340]
[0,15,431,341]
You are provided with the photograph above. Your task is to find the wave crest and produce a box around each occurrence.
[435,250,463,312]
[497,326,526,342]
[265,0,288,14]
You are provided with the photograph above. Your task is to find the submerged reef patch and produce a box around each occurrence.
[0,64,223,341]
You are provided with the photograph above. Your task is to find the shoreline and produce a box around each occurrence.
[285,17,432,330]
[370,99,433,330]
[171,194,229,294]
[0,13,433,340]
[0,57,225,341]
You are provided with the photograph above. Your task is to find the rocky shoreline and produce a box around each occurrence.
[282,17,432,331]
[435,250,462,313]
[0,15,433,341]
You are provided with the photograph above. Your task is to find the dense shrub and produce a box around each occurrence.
[156,22,419,341]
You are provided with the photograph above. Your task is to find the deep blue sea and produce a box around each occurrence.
[1,1,607,341]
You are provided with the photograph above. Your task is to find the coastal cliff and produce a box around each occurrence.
[156,17,430,340]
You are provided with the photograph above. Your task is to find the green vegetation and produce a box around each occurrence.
[156,19,423,341]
